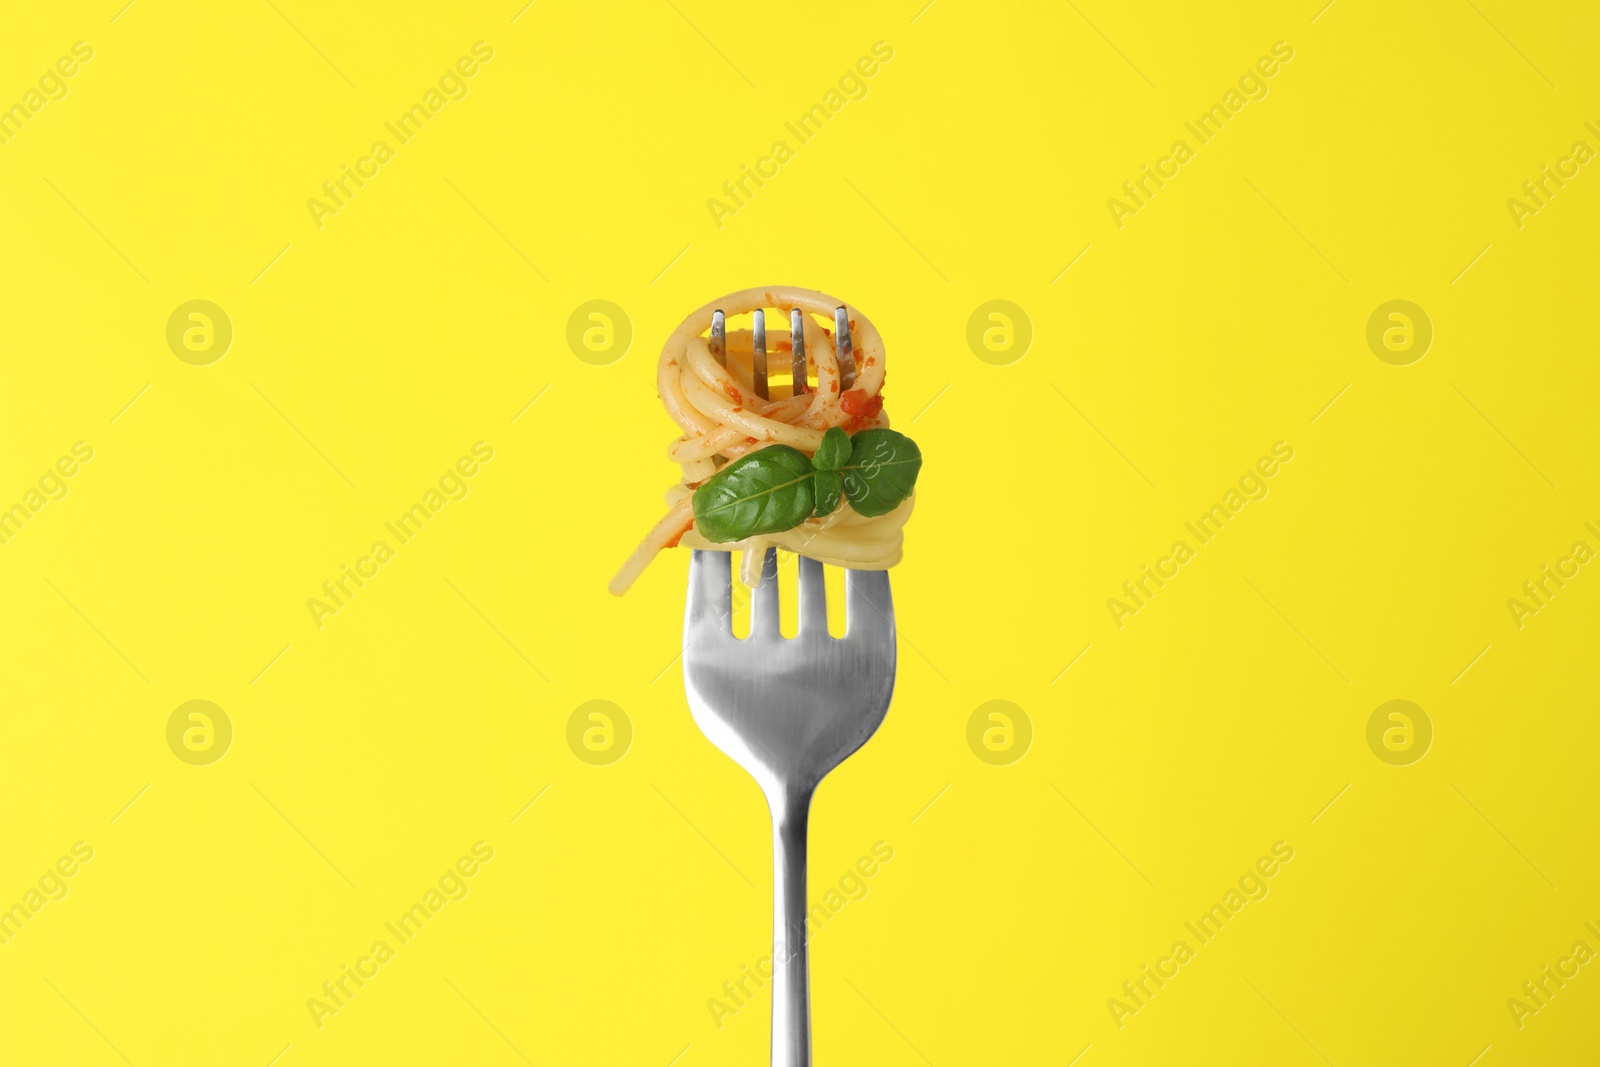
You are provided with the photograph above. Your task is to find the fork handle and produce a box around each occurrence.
[770,787,813,1067]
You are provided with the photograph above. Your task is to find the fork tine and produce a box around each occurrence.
[834,306,857,390]
[797,556,826,634]
[687,550,733,634]
[750,547,780,637]
[845,568,893,637]
[709,309,726,366]
[752,309,768,400]
[790,309,806,396]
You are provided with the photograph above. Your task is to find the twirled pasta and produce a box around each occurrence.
[610,286,913,595]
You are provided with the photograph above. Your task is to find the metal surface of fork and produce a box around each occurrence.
[707,305,858,400]
[683,549,897,1067]
[752,308,768,399]
[710,309,726,367]
[833,306,857,390]
[790,308,807,395]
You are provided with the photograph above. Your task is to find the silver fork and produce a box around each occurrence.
[708,304,857,397]
[683,548,896,1067]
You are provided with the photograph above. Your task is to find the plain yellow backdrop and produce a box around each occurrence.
[1,1,1598,1064]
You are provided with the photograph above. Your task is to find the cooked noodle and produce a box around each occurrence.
[609,286,912,595]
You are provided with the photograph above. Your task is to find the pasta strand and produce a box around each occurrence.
[610,286,908,596]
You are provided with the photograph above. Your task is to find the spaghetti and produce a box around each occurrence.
[609,286,913,595]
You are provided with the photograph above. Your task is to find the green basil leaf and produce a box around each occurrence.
[692,445,816,542]
[811,426,850,471]
[840,428,922,517]
[812,469,843,518]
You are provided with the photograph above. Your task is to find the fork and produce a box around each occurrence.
[709,304,859,398]
[683,548,897,1067]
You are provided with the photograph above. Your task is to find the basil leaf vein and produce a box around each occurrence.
[689,426,923,541]
[811,426,851,471]
[838,428,922,517]
[691,446,816,542]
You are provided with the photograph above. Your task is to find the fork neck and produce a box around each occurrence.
[767,783,814,1067]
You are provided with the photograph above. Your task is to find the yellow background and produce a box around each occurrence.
[2,0,1597,1064]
